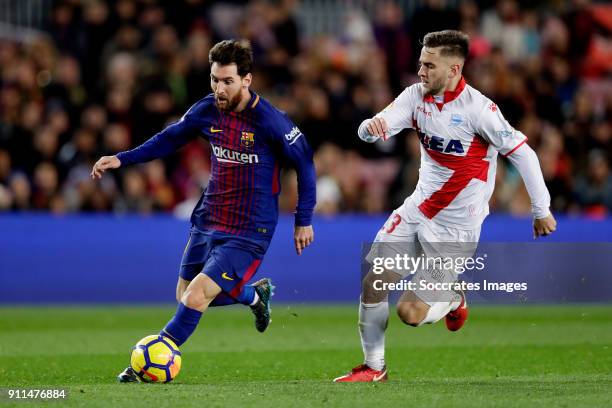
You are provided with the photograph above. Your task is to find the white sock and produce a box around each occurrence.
[418,301,452,326]
[359,299,388,371]
[449,297,461,311]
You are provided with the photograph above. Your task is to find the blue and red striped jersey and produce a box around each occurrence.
[117,92,316,241]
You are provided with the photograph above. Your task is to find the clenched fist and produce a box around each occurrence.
[366,117,389,141]
[533,214,557,239]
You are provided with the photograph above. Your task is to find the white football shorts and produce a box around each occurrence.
[366,203,481,305]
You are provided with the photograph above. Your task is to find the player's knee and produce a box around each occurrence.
[396,302,425,327]
[181,289,206,310]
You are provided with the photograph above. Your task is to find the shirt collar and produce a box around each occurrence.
[248,91,260,109]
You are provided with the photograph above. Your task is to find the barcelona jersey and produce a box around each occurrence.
[117,92,316,241]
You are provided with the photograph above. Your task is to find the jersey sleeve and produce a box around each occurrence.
[117,101,206,166]
[268,112,316,226]
[358,85,418,142]
[474,100,528,156]
[505,143,551,219]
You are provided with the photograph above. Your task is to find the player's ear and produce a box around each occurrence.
[449,63,460,79]
[241,73,252,89]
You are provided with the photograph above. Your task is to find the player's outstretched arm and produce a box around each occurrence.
[91,155,121,179]
[357,85,416,143]
[93,101,204,178]
[294,225,314,256]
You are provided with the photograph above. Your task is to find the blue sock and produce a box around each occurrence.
[235,285,257,306]
[160,303,202,346]
[208,287,257,307]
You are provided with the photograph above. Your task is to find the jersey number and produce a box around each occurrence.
[383,214,402,233]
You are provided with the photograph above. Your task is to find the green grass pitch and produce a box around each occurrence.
[1,304,611,407]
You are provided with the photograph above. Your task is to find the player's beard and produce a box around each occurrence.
[215,91,243,112]
[423,77,446,97]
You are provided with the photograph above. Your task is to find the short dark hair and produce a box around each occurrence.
[209,39,253,77]
[422,30,469,60]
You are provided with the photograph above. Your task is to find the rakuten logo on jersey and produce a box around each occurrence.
[211,144,259,164]
[284,126,303,145]
[418,133,465,154]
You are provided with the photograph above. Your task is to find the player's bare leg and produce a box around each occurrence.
[334,269,400,382]
[182,274,222,311]
[396,290,429,326]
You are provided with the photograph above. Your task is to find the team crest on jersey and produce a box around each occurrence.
[450,114,463,126]
[241,131,255,148]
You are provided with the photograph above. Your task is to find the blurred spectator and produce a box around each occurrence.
[173,179,203,220]
[32,162,59,209]
[573,150,612,216]
[0,184,11,209]
[316,175,342,215]
[143,160,176,210]
[481,0,530,63]
[10,172,31,210]
[103,123,131,153]
[373,1,411,94]
[115,168,154,213]
[0,149,11,182]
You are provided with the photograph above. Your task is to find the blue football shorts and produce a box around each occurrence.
[179,226,269,297]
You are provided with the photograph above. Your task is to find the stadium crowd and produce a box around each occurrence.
[0,0,610,217]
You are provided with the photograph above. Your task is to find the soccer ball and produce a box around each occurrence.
[130,335,182,383]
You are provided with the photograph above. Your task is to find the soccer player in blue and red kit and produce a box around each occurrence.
[91,40,316,382]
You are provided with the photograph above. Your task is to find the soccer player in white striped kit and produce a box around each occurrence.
[334,30,557,382]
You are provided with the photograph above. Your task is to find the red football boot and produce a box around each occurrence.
[445,290,468,331]
[333,364,388,382]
